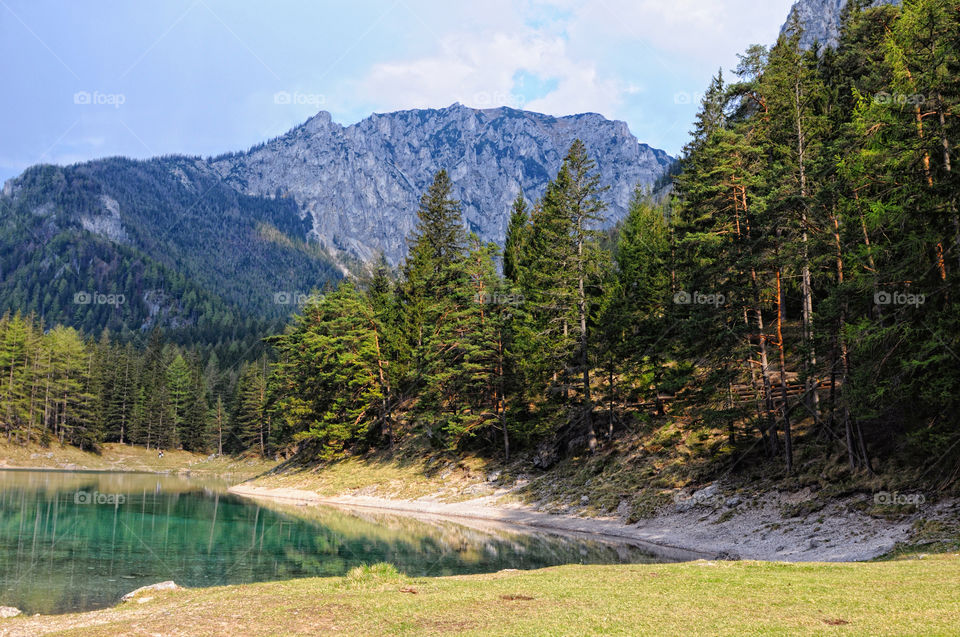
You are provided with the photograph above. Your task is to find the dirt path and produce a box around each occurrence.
[228,484,957,562]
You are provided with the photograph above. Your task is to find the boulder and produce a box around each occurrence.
[532,442,559,469]
[121,581,180,602]
[0,606,22,618]
[693,484,719,500]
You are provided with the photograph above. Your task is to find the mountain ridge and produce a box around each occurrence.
[210,103,673,264]
[0,104,671,338]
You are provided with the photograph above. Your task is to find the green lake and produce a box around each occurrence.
[0,469,669,615]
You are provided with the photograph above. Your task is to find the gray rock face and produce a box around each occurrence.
[781,0,900,49]
[79,195,128,243]
[121,580,179,602]
[212,103,673,264]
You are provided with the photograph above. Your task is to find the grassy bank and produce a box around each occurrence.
[0,440,277,479]
[248,447,493,501]
[4,556,958,636]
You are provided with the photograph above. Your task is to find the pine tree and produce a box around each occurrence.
[517,141,609,450]
[166,352,192,448]
[503,193,530,284]
[231,359,268,455]
[764,9,830,430]
[401,169,467,383]
[612,188,672,416]
[399,169,472,441]
[44,326,94,448]
[269,284,389,457]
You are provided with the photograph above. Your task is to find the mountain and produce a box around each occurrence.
[0,157,340,350]
[0,105,671,339]
[781,0,900,49]
[211,104,673,264]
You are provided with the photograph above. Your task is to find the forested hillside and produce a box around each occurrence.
[260,0,960,487]
[0,156,341,360]
[2,0,957,493]
[0,311,273,453]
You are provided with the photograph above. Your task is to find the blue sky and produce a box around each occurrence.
[0,0,794,182]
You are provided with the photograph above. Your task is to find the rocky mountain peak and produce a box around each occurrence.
[300,110,340,135]
[780,0,900,49]
[212,105,673,264]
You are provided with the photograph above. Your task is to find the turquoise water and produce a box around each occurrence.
[0,470,664,614]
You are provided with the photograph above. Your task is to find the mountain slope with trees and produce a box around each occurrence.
[257,0,960,494]
[2,0,957,504]
[0,156,341,358]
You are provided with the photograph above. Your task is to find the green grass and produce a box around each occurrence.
[6,556,959,636]
[0,440,277,479]
[247,448,493,501]
[340,562,405,588]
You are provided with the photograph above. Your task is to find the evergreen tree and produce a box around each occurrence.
[503,193,530,284]
[230,359,268,454]
[612,189,672,416]
[401,169,467,381]
[399,170,471,441]
[519,140,610,450]
[269,285,389,457]
[167,352,192,448]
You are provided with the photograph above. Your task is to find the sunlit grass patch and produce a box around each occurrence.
[8,556,960,636]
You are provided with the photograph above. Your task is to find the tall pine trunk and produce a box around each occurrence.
[577,219,596,452]
[776,267,793,474]
[741,186,776,449]
[794,70,819,423]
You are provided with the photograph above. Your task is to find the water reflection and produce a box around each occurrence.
[0,470,663,615]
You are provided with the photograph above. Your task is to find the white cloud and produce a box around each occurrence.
[565,0,795,65]
[349,28,624,118]
[339,0,794,128]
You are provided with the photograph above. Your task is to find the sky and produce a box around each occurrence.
[0,0,795,182]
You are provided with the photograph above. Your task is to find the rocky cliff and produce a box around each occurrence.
[781,0,900,49]
[212,103,673,264]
